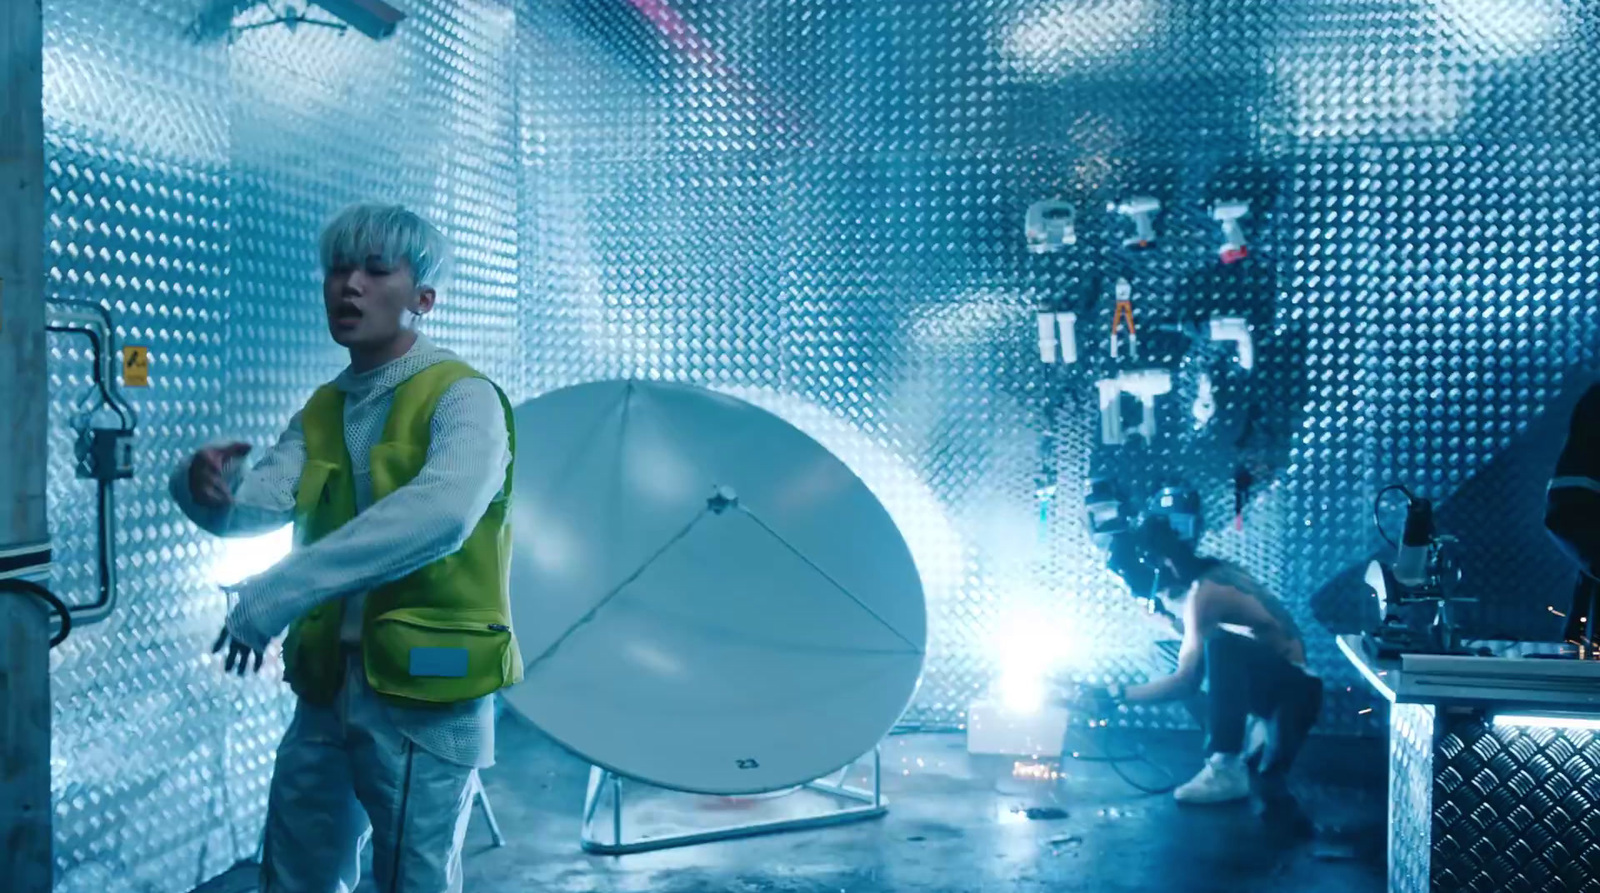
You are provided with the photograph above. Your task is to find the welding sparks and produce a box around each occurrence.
[1549,606,1567,618]
[1012,760,1062,781]
[1358,707,1373,715]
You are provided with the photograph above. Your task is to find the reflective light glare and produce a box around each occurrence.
[1493,714,1600,732]
[999,669,1048,714]
[1287,63,1464,142]
[991,604,1086,714]
[1433,0,1569,56]
[997,0,1158,77]
[214,527,294,587]
[905,291,1016,349]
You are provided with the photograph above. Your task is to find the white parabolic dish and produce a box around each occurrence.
[500,379,928,796]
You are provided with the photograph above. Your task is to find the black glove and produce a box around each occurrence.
[1082,683,1123,718]
[212,625,264,675]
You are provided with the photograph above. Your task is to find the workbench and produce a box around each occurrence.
[1338,634,1600,893]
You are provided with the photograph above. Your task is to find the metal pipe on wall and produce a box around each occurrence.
[45,299,135,628]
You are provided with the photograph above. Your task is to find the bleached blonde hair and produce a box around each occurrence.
[317,202,452,292]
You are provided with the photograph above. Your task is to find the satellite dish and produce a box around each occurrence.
[500,379,928,796]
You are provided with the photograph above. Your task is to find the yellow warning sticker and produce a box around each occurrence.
[122,346,149,387]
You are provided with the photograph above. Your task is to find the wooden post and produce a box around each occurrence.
[0,1,53,891]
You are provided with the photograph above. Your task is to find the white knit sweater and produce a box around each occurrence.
[169,334,510,769]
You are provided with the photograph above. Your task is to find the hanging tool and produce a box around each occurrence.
[1212,200,1250,264]
[1110,278,1138,361]
[1025,200,1077,253]
[1108,196,1160,250]
[1036,473,1057,541]
[1193,373,1216,430]
[1035,392,1064,540]
[1208,316,1254,371]
[1233,467,1254,531]
[1037,311,1077,364]
[1096,369,1172,445]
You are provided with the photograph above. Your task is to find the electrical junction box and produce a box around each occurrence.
[85,428,134,481]
[965,699,1069,757]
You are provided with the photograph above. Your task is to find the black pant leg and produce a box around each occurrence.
[1203,630,1309,755]
[1203,631,1257,754]
[1260,671,1323,782]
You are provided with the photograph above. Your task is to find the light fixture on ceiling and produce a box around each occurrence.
[187,0,404,43]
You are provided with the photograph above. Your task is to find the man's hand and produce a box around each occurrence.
[212,625,264,675]
[1083,683,1124,717]
[1054,682,1121,717]
[188,442,251,509]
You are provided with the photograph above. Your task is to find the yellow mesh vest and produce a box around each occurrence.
[279,360,523,707]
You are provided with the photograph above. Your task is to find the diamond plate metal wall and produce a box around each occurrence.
[43,1,521,891]
[43,1,234,890]
[518,0,1600,733]
[1391,703,1436,893]
[230,0,522,398]
[44,6,1600,882]
[1385,709,1600,893]
[1365,138,1600,645]
[1432,717,1600,893]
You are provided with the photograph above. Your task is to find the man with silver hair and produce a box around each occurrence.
[170,201,522,892]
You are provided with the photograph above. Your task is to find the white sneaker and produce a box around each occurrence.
[1173,753,1251,805]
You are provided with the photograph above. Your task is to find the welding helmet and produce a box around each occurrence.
[1143,484,1201,544]
[1086,479,1204,601]
[1085,477,1157,599]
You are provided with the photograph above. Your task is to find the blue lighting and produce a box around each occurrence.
[1493,714,1600,732]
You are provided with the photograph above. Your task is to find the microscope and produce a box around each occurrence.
[1361,491,1478,658]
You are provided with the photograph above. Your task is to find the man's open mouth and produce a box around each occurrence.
[333,304,363,322]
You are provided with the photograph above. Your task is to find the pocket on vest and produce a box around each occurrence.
[364,606,515,704]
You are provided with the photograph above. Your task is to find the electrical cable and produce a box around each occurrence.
[0,577,73,647]
[1062,719,1180,795]
[1373,483,1413,549]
